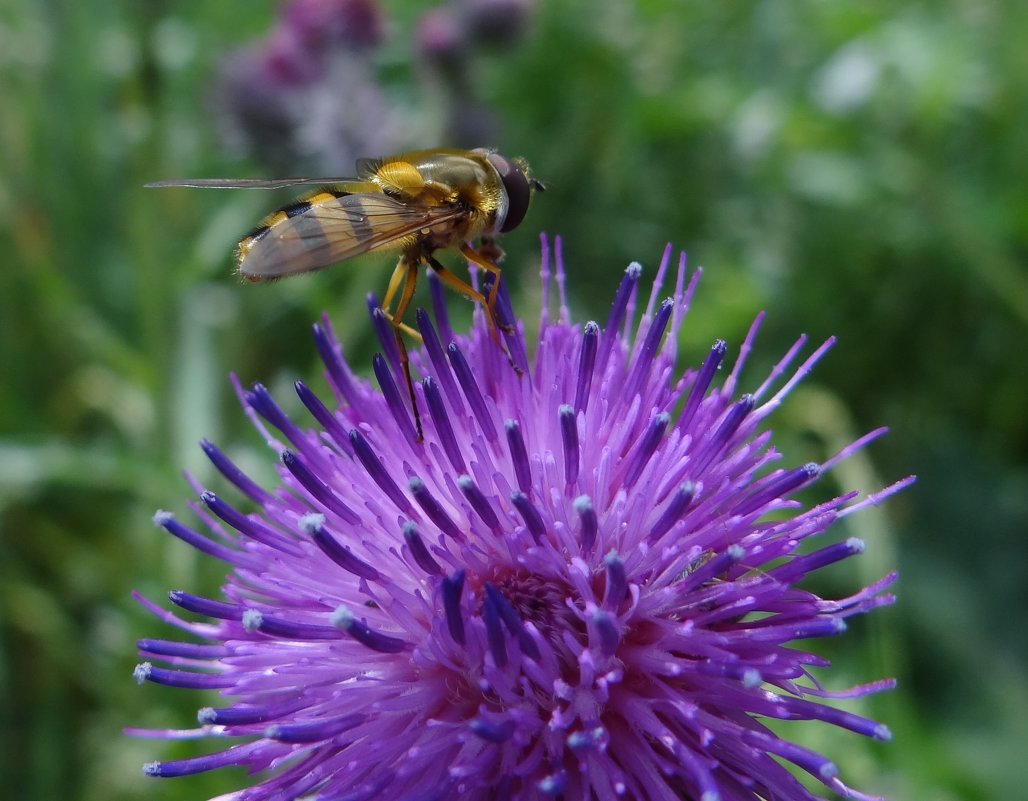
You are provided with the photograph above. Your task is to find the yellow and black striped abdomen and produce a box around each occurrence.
[236,189,466,281]
[238,191,361,280]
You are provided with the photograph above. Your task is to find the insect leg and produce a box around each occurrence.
[380,261,423,341]
[431,255,499,343]
[382,261,406,313]
[384,257,424,443]
[426,256,494,339]
[428,257,522,376]
[459,242,513,336]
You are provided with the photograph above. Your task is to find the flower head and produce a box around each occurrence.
[132,239,909,801]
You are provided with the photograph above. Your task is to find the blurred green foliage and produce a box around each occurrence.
[1,1,1026,800]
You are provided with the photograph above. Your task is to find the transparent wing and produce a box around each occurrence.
[238,193,464,280]
[145,177,356,189]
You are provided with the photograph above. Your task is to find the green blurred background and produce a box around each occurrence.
[1,1,1026,799]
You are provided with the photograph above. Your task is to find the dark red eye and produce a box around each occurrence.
[486,153,532,233]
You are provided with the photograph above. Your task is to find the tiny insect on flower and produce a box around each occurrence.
[130,237,911,801]
[147,147,545,441]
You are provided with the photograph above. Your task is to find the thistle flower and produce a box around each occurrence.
[132,239,910,801]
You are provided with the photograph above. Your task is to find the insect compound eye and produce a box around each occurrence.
[485,152,532,233]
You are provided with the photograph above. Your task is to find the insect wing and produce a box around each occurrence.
[144,177,356,189]
[238,193,465,280]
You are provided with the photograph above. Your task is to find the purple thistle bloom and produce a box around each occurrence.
[131,238,910,801]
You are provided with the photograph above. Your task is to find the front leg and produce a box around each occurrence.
[429,255,522,377]
[459,242,514,336]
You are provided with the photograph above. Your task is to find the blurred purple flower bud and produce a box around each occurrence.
[283,0,385,50]
[460,0,533,47]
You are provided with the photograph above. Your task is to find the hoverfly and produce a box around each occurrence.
[148,148,543,441]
